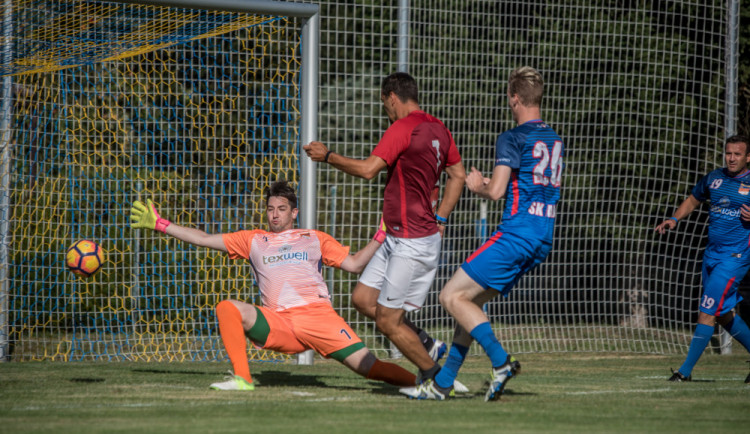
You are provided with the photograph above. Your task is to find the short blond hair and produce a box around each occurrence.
[508,66,543,107]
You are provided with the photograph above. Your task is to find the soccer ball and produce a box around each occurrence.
[66,240,105,277]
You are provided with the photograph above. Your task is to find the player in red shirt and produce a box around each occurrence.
[304,72,466,385]
[130,180,416,391]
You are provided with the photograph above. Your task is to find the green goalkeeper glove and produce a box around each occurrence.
[130,199,171,233]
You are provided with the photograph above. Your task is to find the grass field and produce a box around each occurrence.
[1,352,749,433]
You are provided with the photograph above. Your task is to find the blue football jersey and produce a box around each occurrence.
[692,168,750,255]
[494,120,564,240]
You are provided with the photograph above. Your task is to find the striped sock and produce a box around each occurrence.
[216,300,252,383]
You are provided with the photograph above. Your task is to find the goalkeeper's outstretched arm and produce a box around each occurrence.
[130,199,227,252]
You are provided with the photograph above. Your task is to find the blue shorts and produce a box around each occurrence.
[700,251,749,316]
[461,231,551,295]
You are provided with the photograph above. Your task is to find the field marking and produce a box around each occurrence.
[564,386,747,396]
[564,388,671,395]
[637,375,745,381]
[11,401,252,412]
[301,396,361,403]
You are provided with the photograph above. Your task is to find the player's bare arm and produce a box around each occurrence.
[654,194,701,234]
[434,161,467,236]
[339,238,383,274]
[466,165,512,201]
[741,204,750,222]
[304,141,387,180]
[165,224,228,252]
[130,199,227,252]
[436,161,467,219]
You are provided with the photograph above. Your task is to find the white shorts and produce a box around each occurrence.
[359,232,441,312]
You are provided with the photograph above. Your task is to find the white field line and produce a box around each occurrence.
[11,393,383,412]
[564,386,747,396]
[637,375,745,381]
[11,401,252,412]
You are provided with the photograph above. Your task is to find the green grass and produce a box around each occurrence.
[1,353,749,433]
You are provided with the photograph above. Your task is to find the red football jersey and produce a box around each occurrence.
[372,110,461,238]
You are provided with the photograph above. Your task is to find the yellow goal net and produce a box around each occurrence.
[1,0,312,362]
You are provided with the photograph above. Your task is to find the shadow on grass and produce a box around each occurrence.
[69,377,106,383]
[366,382,417,396]
[504,388,539,396]
[254,369,377,391]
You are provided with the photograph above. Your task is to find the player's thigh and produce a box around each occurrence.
[351,281,380,318]
[287,304,364,358]
[377,234,440,312]
[358,238,391,290]
[439,267,488,307]
[255,306,307,354]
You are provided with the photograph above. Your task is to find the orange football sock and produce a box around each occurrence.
[216,300,252,383]
[366,359,417,387]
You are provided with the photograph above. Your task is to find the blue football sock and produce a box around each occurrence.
[678,323,714,377]
[469,322,508,368]
[434,343,469,389]
[722,316,750,352]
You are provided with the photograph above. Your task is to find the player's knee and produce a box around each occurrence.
[352,291,377,319]
[438,289,454,311]
[697,311,717,326]
[374,314,397,336]
[215,299,235,316]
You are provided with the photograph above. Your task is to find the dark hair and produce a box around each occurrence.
[265,180,298,209]
[726,135,750,154]
[381,72,419,104]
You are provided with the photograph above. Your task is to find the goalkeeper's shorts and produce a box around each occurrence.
[251,303,364,358]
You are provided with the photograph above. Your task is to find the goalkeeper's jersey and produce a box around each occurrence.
[222,229,350,311]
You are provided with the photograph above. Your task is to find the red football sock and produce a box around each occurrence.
[366,359,417,387]
[216,300,252,383]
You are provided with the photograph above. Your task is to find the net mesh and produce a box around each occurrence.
[311,0,730,356]
[2,0,736,362]
[4,0,301,361]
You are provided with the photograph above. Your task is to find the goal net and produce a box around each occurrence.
[2,0,312,361]
[2,0,737,362]
[310,0,734,357]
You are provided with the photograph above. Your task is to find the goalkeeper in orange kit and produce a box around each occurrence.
[130,180,415,390]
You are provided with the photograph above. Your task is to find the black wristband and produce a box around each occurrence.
[324,150,333,163]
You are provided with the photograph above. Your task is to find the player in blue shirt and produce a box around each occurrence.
[400,66,564,401]
[655,135,750,383]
